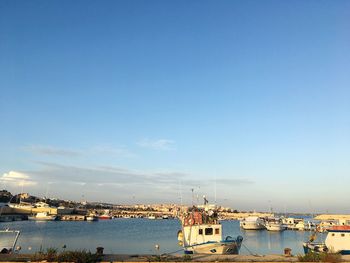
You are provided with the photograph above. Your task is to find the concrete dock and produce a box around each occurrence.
[1,254,350,262]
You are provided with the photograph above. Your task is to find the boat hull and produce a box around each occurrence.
[303,242,350,255]
[185,239,242,255]
[98,216,111,220]
[266,223,286,231]
[28,216,57,221]
[86,216,98,221]
[241,221,265,230]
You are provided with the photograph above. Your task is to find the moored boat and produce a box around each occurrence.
[264,217,286,231]
[98,210,112,220]
[240,216,265,230]
[28,212,57,221]
[178,202,243,255]
[86,215,99,221]
[0,229,21,254]
[303,225,350,255]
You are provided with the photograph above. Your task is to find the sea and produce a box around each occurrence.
[0,218,327,255]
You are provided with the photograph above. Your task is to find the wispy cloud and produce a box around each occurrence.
[24,145,81,157]
[23,144,135,158]
[1,171,37,186]
[2,163,254,203]
[89,145,135,158]
[212,178,254,185]
[137,138,176,150]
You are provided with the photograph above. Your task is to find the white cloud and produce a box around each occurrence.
[137,138,176,150]
[24,145,81,157]
[1,171,37,186]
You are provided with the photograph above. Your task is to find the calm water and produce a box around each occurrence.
[1,219,326,255]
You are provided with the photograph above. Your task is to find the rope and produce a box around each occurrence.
[241,242,263,257]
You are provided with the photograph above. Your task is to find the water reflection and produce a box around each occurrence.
[1,219,327,255]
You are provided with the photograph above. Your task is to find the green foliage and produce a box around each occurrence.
[31,247,58,262]
[46,247,59,262]
[319,251,342,263]
[298,251,342,262]
[58,250,100,263]
[298,251,322,262]
[182,254,192,261]
[30,248,101,263]
[148,255,162,262]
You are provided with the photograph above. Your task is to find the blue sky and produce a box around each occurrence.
[1,0,349,213]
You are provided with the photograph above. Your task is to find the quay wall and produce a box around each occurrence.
[220,212,274,220]
[314,214,350,220]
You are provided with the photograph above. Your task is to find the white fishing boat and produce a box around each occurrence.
[86,214,99,221]
[303,225,350,255]
[264,217,286,231]
[8,202,33,210]
[282,217,302,230]
[178,202,243,254]
[28,212,57,221]
[0,229,21,254]
[240,216,265,230]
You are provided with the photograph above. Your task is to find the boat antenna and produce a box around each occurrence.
[214,177,217,205]
[191,188,194,206]
[178,180,183,214]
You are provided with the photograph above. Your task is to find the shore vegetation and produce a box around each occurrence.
[298,251,342,262]
[30,247,101,263]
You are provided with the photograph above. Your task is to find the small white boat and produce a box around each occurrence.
[178,204,243,255]
[28,212,57,221]
[148,215,156,220]
[86,215,99,221]
[265,218,286,231]
[282,217,304,230]
[303,225,350,255]
[0,229,21,254]
[240,216,265,230]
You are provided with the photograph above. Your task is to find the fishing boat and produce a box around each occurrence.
[303,226,350,255]
[177,202,243,254]
[0,229,21,254]
[28,212,57,221]
[98,210,112,220]
[86,214,99,221]
[240,216,265,230]
[317,220,339,233]
[264,217,286,231]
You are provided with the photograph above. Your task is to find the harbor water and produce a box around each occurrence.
[1,218,326,255]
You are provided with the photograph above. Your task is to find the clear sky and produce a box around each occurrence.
[1,0,349,213]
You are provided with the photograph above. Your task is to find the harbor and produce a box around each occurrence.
[3,191,350,261]
[0,217,329,255]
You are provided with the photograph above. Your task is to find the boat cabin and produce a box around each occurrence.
[325,226,350,254]
[183,224,222,247]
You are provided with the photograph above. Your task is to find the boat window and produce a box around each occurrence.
[199,229,203,235]
[205,228,213,235]
[215,228,220,235]
[331,233,335,236]
[341,234,345,237]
